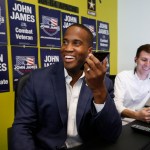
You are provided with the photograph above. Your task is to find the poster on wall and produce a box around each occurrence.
[61,12,79,36]
[39,6,61,48]
[106,55,110,76]
[97,21,110,50]
[0,0,7,45]
[81,17,96,50]
[0,46,9,92]
[40,49,61,68]
[8,1,37,46]
[87,0,96,16]
[11,46,38,89]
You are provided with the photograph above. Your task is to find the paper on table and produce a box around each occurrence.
[122,117,135,126]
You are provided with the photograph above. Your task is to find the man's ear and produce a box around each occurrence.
[134,57,137,63]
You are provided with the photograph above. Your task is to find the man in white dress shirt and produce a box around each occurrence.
[114,44,150,123]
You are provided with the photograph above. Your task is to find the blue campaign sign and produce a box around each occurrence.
[81,17,96,50]
[0,0,7,45]
[8,1,37,46]
[39,6,61,48]
[97,21,110,50]
[62,12,79,36]
[40,49,61,68]
[106,55,110,76]
[0,46,9,92]
[11,46,38,89]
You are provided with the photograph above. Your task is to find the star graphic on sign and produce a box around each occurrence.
[89,0,95,10]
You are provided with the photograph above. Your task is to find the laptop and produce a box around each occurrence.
[145,97,150,107]
[130,120,150,135]
[130,97,150,135]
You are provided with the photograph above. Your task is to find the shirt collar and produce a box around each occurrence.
[64,68,85,83]
[134,72,150,81]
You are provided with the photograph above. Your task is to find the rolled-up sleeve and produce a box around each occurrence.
[114,74,126,113]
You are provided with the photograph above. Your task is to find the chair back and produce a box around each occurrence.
[109,75,116,85]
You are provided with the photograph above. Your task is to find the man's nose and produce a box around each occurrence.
[65,43,74,51]
[145,60,150,66]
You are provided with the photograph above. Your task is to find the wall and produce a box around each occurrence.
[118,0,150,72]
[0,0,117,149]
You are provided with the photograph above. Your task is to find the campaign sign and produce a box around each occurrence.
[62,12,79,36]
[0,0,7,45]
[97,21,110,50]
[0,46,9,92]
[8,1,37,46]
[11,46,38,89]
[40,49,61,68]
[39,6,61,48]
[81,17,96,50]
[106,55,110,76]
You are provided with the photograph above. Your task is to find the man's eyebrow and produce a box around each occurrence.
[74,39,81,41]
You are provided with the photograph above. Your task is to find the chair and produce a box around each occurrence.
[8,73,30,150]
[109,75,116,85]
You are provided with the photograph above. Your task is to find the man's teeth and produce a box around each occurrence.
[65,56,75,59]
[143,67,150,71]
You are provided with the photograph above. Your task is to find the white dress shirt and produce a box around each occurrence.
[64,69,104,148]
[114,70,150,113]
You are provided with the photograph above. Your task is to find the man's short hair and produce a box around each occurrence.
[136,44,150,58]
[65,23,93,47]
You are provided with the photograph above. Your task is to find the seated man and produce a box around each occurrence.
[114,44,150,124]
[11,23,122,150]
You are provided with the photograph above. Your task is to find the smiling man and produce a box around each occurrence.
[114,44,150,123]
[11,23,122,150]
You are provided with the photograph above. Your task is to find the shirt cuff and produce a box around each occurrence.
[93,101,105,112]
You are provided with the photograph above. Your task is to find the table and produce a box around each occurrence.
[84,120,150,150]
[8,120,150,150]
